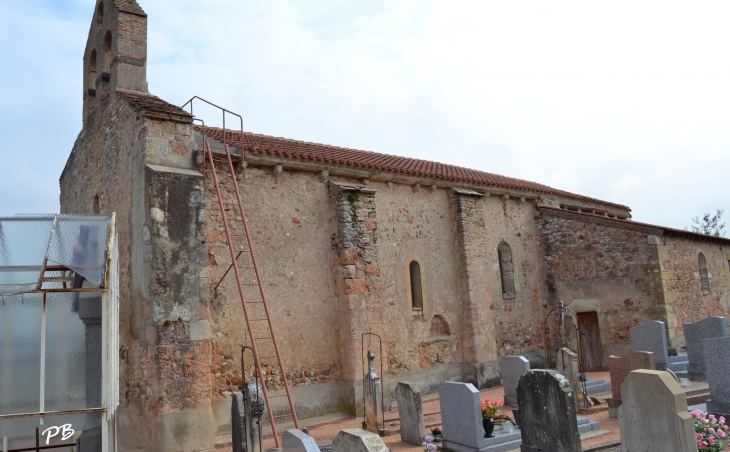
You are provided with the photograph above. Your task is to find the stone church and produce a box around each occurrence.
[60,1,730,450]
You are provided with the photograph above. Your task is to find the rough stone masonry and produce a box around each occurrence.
[60,1,730,450]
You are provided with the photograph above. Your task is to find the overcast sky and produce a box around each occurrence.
[1,0,728,230]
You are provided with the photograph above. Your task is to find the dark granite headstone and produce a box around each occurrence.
[517,370,581,452]
[684,316,726,376]
[704,336,730,416]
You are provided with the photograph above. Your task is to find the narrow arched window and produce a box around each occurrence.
[101,31,112,98]
[409,260,423,310]
[498,242,516,299]
[699,253,710,296]
[96,2,104,25]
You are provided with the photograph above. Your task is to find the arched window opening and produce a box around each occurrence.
[498,242,516,299]
[100,31,112,98]
[96,2,104,25]
[86,49,97,113]
[699,253,710,296]
[409,260,423,310]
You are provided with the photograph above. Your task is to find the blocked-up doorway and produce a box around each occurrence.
[577,311,603,369]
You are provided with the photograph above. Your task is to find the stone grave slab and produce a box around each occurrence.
[500,356,529,407]
[555,348,581,411]
[282,429,320,452]
[395,382,425,446]
[439,381,487,451]
[331,428,388,452]
[619,370,697,452]
[704,336,730,416]
[684,316,727,376]
[630,320,668,370]
[517,370,581,452]
[606,351,654,418]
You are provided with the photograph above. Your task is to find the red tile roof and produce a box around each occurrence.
[194,125,631,212]
[539,206,730,244]
[118,90,191,118]
[112,0,146,16]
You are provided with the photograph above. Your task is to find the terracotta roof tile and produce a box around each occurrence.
[112,0,146,16]
[194,125,630,211]
[118,91,191,118]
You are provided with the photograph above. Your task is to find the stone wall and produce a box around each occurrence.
[483,196,547,363]
[539,210,660,361]
[657,236,730,346]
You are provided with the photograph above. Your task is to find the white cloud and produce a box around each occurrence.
[0,0,728,229]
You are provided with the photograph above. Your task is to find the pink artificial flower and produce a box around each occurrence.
[720,416,726,425]
[427,444,437,451]
[724,425,729,431]
[699,441,708,449]
[691,410,702,418]
[708,437,716,445]
[709,427,715,434]
[701,418,709,424]
[697,433,704,441]
[719,429,726,438]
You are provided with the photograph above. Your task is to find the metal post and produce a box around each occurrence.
[39,292,46,426]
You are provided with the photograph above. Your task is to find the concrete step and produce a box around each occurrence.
[583,379,612,395]
[577,416,602,434]
[667,361,688,372]
[667,353,688,364]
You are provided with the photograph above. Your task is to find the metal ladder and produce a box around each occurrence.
[183,97,300,447]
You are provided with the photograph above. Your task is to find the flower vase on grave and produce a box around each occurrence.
[480,398,503,438]
[482,418,495,438]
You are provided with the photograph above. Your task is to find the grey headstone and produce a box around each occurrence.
[500,356,530,407]
[630,320,668,370]
[439,381,486,450]
[331,428,389,452]
[619,370,698,452]
[555,348,581,411]
[395,382,425,446]
[684,316,727,375]
[704,336,730,416]
[363,350,383,434]
[282,429,320,452]
[517,370,581,452]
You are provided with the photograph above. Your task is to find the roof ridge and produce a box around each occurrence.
[193,125,630,212]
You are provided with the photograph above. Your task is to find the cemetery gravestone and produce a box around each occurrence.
[363,350,384,434]
[630,320,668,370]
[282,429,320,452]
[517,370,581,452]
[500,356,530,407]
[684,316,727,376]
[331,428,389,452]
[395,382,425,446]
[439,381,487,451]
[555,348,581,411]
[703,336,730,416]
[619,370,697,452]
[606,352,654,418]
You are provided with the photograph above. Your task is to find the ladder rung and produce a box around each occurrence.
[268,394,288,398]
[259,355,277,359]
